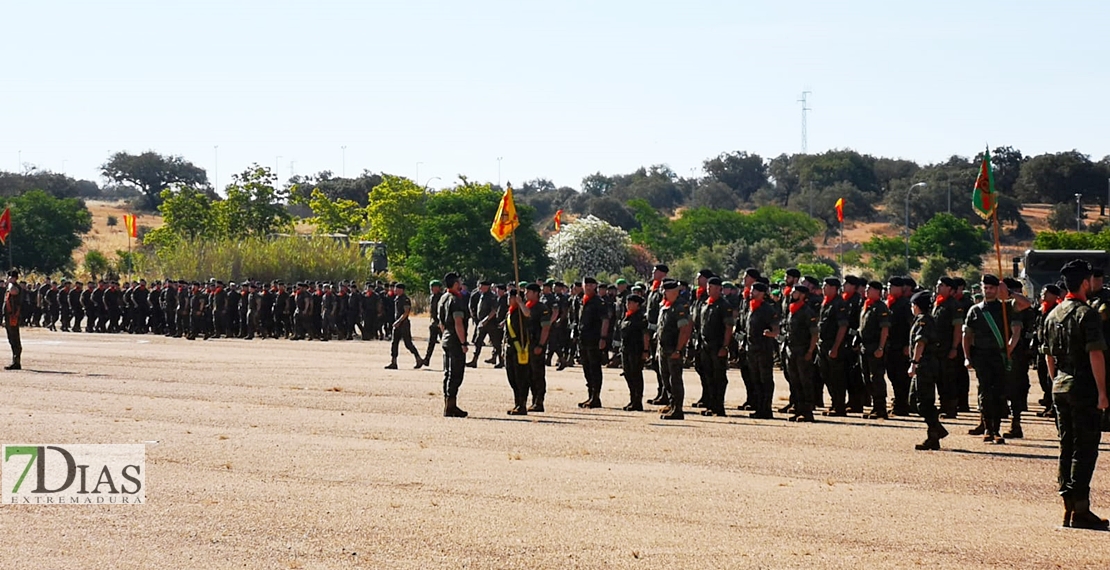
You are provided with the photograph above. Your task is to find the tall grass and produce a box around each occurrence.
[148,237,381,283]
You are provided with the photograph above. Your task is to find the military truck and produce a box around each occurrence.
[1016,249,1110,292]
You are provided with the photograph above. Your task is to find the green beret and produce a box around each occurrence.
[429,279,443,288]
[615,278,627,285]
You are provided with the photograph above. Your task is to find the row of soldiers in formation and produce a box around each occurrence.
[17,278,422,342]
[428,262,1110,531]
[427,266,1067,454]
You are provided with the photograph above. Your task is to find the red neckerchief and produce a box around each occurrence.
[450,290,462,298]
[651,280,661,292]
[662,298,673,308]
[789,300,805,314]
[1066,293,1086,302]
[526,300,537,309]
[823,295,835,306]
[696,286,706,299]
[625,308,636,318]
[783,285,792,298]
[508,303,518,315]
[365,290,374,297]
[954,291,964,300]
[935,295,948,307]
[841,291,852,301]
[214,286,222,294]
[750,298,763,311]
[864,297,877,311]
[582,294,593,304]
[886,294,898,307]
[388,291,395,298]
[706,295,719,306]
[1041,300,1058,314]
[743,286,751,300]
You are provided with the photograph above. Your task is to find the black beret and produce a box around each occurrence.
[823,277,841,288]
[752,282,769,293]
[802,276,820,287]
[867,280,883,290]
[745,268,761,279]
[903,277,917,287]
[627,294,644,304]
[1002,277,1021,290]
[981,274,1001,286]
[496,283,507,290]
[653,264,669,273]
[707,277,722,286]
[554,281,566,288]
[525,283,541,292]
[677,280,689,288]
[785,268,802,278]
[698,268,715,278]
[1044,284,1062,296]
[583,277,598,285]
[793,284,810,295]
[910,291,932,309]
[394,283,405,290]
[937,276,956,288]
[952,277,967,287]
[888,276,904,287]
[662,281,679,290]
[1094,268,1105,278]
[606,284,617,290]
[6,270,18,278]
[844,275,859,286]
[1061,259,1094,279]
[444,272,460,286]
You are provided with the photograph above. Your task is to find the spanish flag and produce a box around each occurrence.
[0,208,10,245]
[554,209,563,232]
[490,185,520,243]
[123,213,138,238]
[835,198,844,223]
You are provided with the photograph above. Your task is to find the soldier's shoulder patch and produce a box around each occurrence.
[1098,302,1110,322]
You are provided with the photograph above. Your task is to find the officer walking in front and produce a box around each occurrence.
[4,270,23,370]
[385,283,424,370]
[422,280,444,367]
[1043,259,1109,530]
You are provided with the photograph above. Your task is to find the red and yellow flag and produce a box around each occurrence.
[123,213,138,238]
[972,148,996,219]
[0,208,11,245]
[554,209,563,232]
[835,198,844,223]
[490,186,520,243]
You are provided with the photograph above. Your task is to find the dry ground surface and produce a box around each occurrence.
[1,318,1109,569]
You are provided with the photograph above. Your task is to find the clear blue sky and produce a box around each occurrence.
[2,0,1108,191]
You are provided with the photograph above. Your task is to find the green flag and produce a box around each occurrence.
[972,148,996,219]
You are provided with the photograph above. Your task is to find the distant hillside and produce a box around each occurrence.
[77,200,163,270]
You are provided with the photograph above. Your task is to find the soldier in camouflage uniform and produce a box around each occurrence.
[963,274,1021,444]
[1043,259,1109,530]
[908,290,949,450]
[656,280,692,420]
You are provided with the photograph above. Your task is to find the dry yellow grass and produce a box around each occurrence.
[76,200,163,270]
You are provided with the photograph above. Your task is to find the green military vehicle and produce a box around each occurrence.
[1016,249,1110,292]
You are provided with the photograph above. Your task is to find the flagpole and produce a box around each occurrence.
[839,218,843,267]
[991,206,1011,346]
[510,227,520,285]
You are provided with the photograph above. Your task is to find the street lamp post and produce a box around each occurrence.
[497,157,503,187]
[905,182,927,267]
[1076,193,1083,231]
[422,176,441,191]
[341,146,347,177]
[213,145,219,193]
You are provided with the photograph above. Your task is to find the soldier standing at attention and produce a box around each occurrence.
[4,270,23,370]
[746,281,779,419]
[908,290,949,450]
[885,276,914,416]
[467,281,495,368]
[524,283,552,412]
[361,282,380,341]
[858,281,891,419]
[645,264,669,406]
[952,277,974,412]
[503,288,531,415]
[932,277,966,419]
[422,280,445,366]
[784,284,819,422]
[1036,284,1062,418]
[439,272,470,418]
[618,293,649,411]
[696,276,735,417]
[385,283,424,370]
[1003,278,1037,439]
[657,280,693,420]
[1043,259,1109,530]
[963,274,1021,444]
[818,277,850,416]
[577,277,609,408]
[842,276,867,412]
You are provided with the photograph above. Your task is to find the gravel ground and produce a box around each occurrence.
[1,319,1107,569]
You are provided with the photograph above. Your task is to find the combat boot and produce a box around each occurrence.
[864,406,888,420]
[968,414,986,436]
[527,398,545,413]
[444,397,468,418]
[1070,500,1110,531]
[660,404,684,420]
[384,360,398,370]
[1002,414,1023,439]
[4,356,20,371]
[914,436,940,451]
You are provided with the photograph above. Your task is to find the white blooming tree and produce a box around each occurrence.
[546,215,631,277]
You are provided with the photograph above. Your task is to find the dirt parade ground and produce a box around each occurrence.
[1,317,1108,569]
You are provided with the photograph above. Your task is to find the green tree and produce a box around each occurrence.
[702,151,768,203]
[909,213,989,269]
[213,165,292,238]
[1015,150,1109,204]
[404,182,548,284]
[143,186,216,250]
[366,175,427,267]
[1046,202,1082,231]
[863,235,920,272]
[0,190,93,273]
[305,188,368,235]
[919,256,950,290]
[83,250,110,280]
[101,151,209,210]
